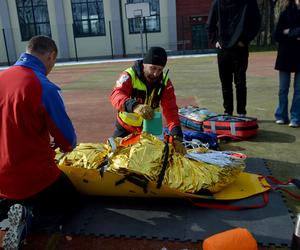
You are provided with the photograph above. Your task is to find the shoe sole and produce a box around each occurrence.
[2,204,25,250]
[275,121,287,125]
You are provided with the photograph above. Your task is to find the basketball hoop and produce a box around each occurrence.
[133,9,143,18]
[125,2,150,57]
[125,3,150,19]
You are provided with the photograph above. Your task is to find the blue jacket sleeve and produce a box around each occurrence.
[38,73,77,151]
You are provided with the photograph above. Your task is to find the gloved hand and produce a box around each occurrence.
[173,139,187,155]
[133,104,154,120]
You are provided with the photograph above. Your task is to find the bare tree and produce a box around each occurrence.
[269,0,279,44]
[257,0,286,46]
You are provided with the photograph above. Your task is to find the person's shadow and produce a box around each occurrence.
[218,128,295,151]
[253,120,296,143]
[251,129,296,143]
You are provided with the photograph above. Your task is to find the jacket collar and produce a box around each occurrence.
[14,53,46,75]
[132,60,146,82]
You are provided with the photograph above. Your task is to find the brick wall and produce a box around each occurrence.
[176,0,213,50]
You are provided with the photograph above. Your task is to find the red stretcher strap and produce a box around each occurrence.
[186,192,269,211]
[275,187,300,200]
[259,175,300,201]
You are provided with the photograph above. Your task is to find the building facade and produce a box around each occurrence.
[176,0,211,51]
[0,0,212,65]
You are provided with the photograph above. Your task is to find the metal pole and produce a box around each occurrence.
[119,0,126,57]
[109,21,114,59]
[182,16,185,53]
[143,17,148,52]
[72,23,79,61]
[2,29,11,66]
[139,16,144,57]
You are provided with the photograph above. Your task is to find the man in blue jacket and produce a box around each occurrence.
[0,35,78,249]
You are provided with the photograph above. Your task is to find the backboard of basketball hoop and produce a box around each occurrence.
[133,9,143,18]
[125,2,150,19]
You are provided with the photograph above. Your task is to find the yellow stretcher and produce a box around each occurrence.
[58,163,271,201]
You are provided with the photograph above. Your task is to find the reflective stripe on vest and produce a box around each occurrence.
[118,67,169,127]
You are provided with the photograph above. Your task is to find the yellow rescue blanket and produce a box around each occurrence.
[56,133,270,200]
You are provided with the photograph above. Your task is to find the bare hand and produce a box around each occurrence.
[216,42,222,49]
[133,104,154,120]
[283,29,289,35]
[237,41,245,47]
[50,141,58,150]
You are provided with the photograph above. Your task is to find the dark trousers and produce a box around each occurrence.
[217,46,249,115]
[0,172,81,222]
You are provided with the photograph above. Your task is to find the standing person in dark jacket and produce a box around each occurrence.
[0,36,79,249]
[207,0,261,116]
[110,46,186,155]
[274,0,300,127]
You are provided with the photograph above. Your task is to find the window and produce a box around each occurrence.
[71,0,106,37]
[16,0,51,41]
[127,0,160,34]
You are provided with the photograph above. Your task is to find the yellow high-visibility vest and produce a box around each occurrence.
[118,67,169,127]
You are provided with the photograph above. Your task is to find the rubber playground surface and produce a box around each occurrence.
[1,51,300,249]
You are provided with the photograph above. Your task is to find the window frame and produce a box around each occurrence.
[71,0,106,38]
[16,0,51,41]
[127,0,161,34]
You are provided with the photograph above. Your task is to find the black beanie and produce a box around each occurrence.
[143,46,167,67]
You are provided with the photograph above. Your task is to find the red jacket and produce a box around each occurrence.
[0,53,76,200]
[110,60,182,137]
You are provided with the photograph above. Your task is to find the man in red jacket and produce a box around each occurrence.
[0,36,79,249]
[110,47,186,154]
